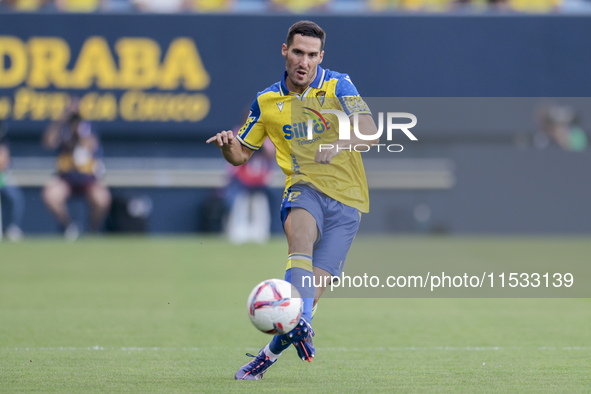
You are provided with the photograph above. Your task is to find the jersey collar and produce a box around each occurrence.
[280,65,325,96]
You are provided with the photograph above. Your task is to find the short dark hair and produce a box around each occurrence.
[286,20,325,52]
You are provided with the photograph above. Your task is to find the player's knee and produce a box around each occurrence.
[288,230,316,251]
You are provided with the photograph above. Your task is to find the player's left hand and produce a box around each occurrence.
[314,143,341,164]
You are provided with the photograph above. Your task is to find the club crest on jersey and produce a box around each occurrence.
[277,101,284,112]
[316,91,326,107]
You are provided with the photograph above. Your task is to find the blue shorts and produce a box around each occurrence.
[280,184,361,277]
[59,172,97,195]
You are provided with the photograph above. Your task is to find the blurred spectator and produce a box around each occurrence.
[268,0,332,13]
[370,0,559,12]
[370,0,451,11]
[54,0,105,11]
[0,0,55,11]
[132,0,184,12]
[184,0,234,12]
[450,0,558,11]
[0,121,25,242]
[509,0,559,12]
[488,0,511,10]
[41,98,111,240]
[225,136,275,244]
[0,0,575,12]
[367,0,398,11]
[535,104,587,151]
[102,0,134,11]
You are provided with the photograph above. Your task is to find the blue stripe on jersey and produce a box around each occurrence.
[239,99,262,141]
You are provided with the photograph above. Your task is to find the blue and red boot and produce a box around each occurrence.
[234,348,276,380]
[288,317,315,362]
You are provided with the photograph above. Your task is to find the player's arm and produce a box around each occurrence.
[79,133,99,154]
[76,122,99,153]
[206,130,255,166]
[43,98,80,149]
[42,119,65,150]
[0,144,9,171]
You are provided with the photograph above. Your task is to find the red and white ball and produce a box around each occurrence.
[246,279,303,335]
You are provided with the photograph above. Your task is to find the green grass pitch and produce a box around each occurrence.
[0,236,590,392]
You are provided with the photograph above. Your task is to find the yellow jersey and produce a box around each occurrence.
[237,65,371,213]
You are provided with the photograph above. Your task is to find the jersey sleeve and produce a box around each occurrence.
[236,96,266,151]
[335,74,372,117]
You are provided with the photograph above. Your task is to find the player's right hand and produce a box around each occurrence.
[206,130,235,148]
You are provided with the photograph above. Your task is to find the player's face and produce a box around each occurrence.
[282,34,324,93]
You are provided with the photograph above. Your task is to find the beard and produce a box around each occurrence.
[287,68,314,88]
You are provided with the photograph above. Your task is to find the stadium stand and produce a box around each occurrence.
[1,0,589,12]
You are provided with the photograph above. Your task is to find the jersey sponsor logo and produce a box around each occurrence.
[283,107,330,141]
[303,107,328,132]
[282,119,329,140]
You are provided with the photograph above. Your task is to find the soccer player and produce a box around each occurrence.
[206,20,379,380]
[42,99,111,240]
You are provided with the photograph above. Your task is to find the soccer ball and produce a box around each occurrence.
[247,279,303,335]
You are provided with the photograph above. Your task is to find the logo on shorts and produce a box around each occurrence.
[288,191,301,202]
